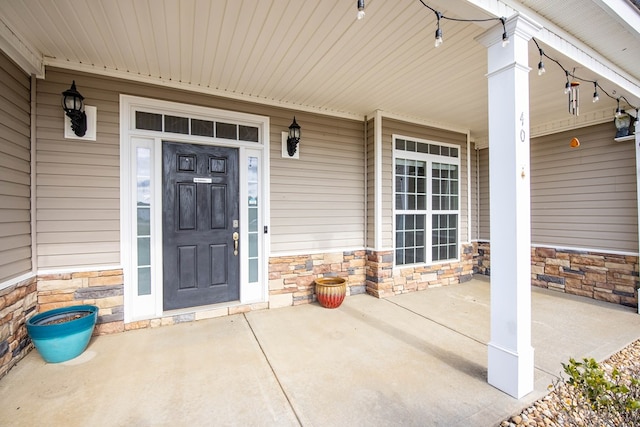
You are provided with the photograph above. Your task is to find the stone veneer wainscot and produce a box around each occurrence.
[366,244,475,298]
[268,250,367,308]
[0,276,37,379]
[474,242,639,308]
[37,269,125,335]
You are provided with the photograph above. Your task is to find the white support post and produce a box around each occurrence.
[476,14,542,399]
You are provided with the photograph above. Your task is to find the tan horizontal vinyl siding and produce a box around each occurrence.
[36,72,120,269]
[477,148,490,241]
[366,117,375,248]
[470,147,478,240]
[531,123,637,252]
[38,68,365,267]
[382,118,468,250]
[270,114,364,253]
[0,52,32,282]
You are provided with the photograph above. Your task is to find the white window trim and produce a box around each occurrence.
[120,95,270,323]
[392,134,461,269]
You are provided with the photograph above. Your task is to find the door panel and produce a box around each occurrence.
[163,141,239,310]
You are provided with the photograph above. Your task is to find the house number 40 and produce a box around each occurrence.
[520,112,526,142]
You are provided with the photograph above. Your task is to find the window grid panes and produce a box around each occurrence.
[395,214,426,265]
[394,137,459,266]
[136,147,152,296]
[164,115,189,134]
[134,110,260,143]
[432,214,458,262]
[396,138,458,158]
[135,111,162,131]
[432,163,459,211]
[248,157,259,283]
[395,159,426,210]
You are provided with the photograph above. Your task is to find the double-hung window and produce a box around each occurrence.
[394,137,460,266]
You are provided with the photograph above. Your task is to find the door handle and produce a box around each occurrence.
[233,232,239,256]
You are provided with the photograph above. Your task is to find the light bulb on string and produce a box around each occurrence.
[592,82,599,103]
[357,0,365,20]
[537,49,545,75]
[500,18,509,47]
[434,12,443,47]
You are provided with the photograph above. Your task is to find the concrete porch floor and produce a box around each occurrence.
[2,278,640,426]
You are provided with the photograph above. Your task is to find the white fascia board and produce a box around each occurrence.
[0,17,44,77]
[591,0,640,38]
[463,0,640,99]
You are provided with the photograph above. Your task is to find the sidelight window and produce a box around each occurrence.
[248,157,260,283]
[135,146,152,296]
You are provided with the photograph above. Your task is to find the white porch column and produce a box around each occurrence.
[477,14,542,399]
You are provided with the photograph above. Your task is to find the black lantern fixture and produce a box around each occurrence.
[614,98,634,138]
[61,80,87,137]
[287,117,301,157]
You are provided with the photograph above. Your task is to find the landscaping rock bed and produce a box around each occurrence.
[502,339,640,427]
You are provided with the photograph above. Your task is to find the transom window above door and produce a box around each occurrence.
[135,110,260,143]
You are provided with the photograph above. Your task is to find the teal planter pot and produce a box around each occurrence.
[26,305,98,363]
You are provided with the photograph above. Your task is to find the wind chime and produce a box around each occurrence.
[568,79,580,116]
[564,70,581,147]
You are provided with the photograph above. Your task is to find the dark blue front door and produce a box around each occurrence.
[162,142,240,310]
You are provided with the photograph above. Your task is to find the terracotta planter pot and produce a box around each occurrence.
[315,277,347,309]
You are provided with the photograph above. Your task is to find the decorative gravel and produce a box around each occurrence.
[501,340,640,427]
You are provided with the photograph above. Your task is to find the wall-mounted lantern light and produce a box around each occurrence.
[287,117,301,157]
[61,80,87,137]
[614,110,632,138]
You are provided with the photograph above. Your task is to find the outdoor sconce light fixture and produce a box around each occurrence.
[61,80,87,137]
[614,109,632,138]
[287,117,301,157]
[614,99,636,138]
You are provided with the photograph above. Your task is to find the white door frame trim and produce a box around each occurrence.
[119,95,270,323]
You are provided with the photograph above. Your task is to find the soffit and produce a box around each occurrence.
[516,0,640,81]
[0,0,638,141]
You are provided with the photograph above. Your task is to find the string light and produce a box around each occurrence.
[418,1,508,48]
[357,0,365,20]
[537,48,546,75]
[354,3,637,126]
[355,2,509,47]
[532,37,638,122]
[501,18,509,47]
[434,12,443,47]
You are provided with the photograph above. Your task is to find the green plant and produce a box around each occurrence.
[558,357,640,426]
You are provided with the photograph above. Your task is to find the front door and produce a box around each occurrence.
[162,141,240,310]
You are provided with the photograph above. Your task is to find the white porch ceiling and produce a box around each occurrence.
[1,0,639,141]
